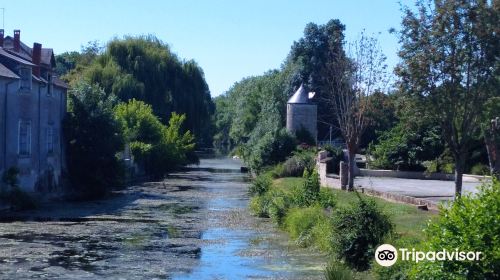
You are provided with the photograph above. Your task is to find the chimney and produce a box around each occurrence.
[0,29,4,47]
[32,43,42,77]
[14,30,20,52]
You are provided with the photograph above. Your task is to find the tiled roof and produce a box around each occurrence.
[32,74,48,83]
[41,48,54,66]
[0,47,35,66]
[0,62,19,79]
[3,36,32,61]
[53,76,68,89]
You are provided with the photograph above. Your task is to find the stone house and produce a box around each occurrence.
[0,29,68,193]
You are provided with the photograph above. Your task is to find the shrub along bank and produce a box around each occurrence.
[249,166,499,279]
[248,162,434,279]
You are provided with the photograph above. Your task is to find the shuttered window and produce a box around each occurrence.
[19,67,32,92]
[18,120,31,156]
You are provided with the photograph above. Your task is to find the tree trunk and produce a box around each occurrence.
[347,149,355,191]
[454,154,466,199]
[485,130,499,179]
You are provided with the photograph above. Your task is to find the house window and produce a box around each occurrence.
[19,67,32,92]
[47,125,54,154]
[18,120,32,156]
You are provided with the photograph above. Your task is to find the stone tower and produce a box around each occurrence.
[286,84,317,142]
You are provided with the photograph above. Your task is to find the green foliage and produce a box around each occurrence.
[397,0,498,195]
[361,91,398,148]
[67,36,214,146]
[114,100,196,178]
[2,167,19,188]
[288,19,346,137]
[295,126,316,146]
[324,261,356,280]
[318,188,337,209]
[56,41,101,77]
[299,168,321,207]
[64,82,124,198]
[267,189,292,225]
[470,163,490,176]
[114,99,163,143]
[278,149,316,177]
[249,195,268,218]
[368,122,443,171]
[150,113,196,178]
[248,175,272,196]
[331,195,393,271]
[410,180,500,279]
[284,206,328,247]
[244,128,296,172]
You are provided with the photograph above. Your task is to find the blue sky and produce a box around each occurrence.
[2,0,411,96]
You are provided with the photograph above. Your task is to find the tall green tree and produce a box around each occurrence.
[396,0,499,197]
[64,82,124,198]
[288,19,347,138]
[115,100,196,178]
[64,36,214,147]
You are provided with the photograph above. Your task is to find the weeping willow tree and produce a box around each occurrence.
[62,36,214,147]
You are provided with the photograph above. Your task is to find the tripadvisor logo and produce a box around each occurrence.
[375,244,398,267]
[374,244,483,267]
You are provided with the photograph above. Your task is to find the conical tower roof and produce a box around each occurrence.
[287,84,309,104]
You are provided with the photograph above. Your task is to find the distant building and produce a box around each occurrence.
[0,29,68,193]
[286,84,317,142]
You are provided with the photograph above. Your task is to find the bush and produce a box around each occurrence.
[288,169,321,207]
[325,261,356,280]
[245,128,296,172]
[284,205,328,247]
[248,175,272,196]
[331,195,393,271]
[249,184,291,225]
[269,163,285,179]
[318,188,337,209]
[367,123,442,171]
[279,149,316,177]
[470,163,490,176]
[301,168,321,206]
[267,189,291,225]
[64,82,125,198]
[410,180,500,279]
[249,195,269,218]
[295,126,316,146]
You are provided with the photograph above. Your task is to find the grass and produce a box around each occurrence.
[272,177,435,242]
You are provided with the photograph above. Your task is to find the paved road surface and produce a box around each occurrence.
[325,175,485,203]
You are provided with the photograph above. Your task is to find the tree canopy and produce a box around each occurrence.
[59,36,214,147]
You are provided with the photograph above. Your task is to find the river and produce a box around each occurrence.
[0,157,326,279]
